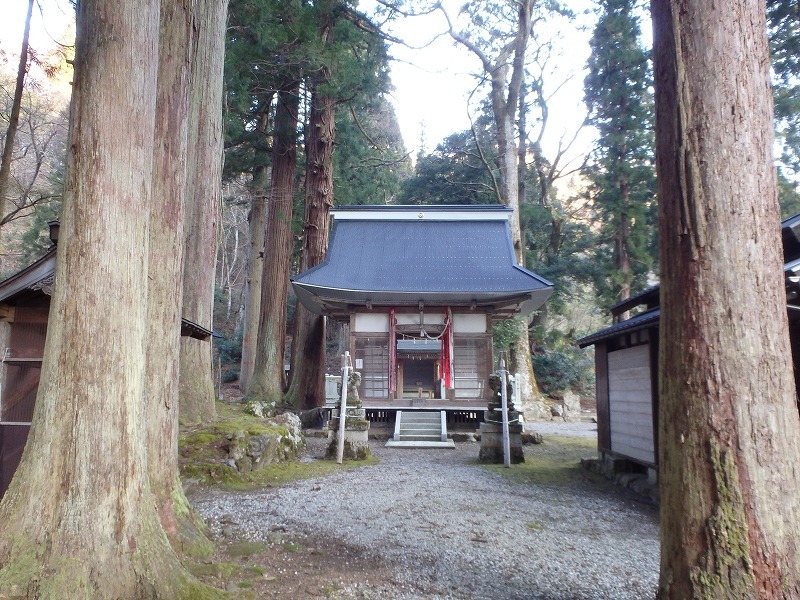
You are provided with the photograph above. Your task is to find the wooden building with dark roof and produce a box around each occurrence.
[292,205,553,418]
[578,214,800,482]
[0,222,213,498]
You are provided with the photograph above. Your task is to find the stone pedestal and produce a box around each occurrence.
[479,373,524,464]
[326,407,371,460]
[326,371,371,461]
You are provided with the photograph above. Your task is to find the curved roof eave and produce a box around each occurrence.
[292,281,553,317]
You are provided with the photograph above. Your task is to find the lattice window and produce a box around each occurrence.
[354,335,389,399]
[2,299,48,424]
[453,335,490,400]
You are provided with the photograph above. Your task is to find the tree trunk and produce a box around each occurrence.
[240,102,274,392]
[652,1,800,597]
[449,0,542,417]
[247,84,299,403]
[285,86,335,410]
[615,181,632,303]
[239,163,270,392]
[179,0,229,424]
[0,1,219,595]
[147,0,213,559]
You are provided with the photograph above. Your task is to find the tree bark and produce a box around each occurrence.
[285,85,335,410]
[240,101,274,393]
[147,0,214,559]
[239,159,270,392]
[0,0,220,595]
[179,0,229,424]
[247,84,299,403]
[652,1,800,597]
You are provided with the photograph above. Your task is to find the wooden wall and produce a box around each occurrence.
[607,345,655,465]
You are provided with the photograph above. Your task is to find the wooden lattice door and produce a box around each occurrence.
[0,296,48,498]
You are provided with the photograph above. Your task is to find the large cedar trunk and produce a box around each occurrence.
[179,0,229,424]
[147,0,213,558]
[652,1,800,597]
[0,1,218,595]
[239,162,270,392]
[240,103,274,392]
[285,87,335,410]
[247,85,299,403]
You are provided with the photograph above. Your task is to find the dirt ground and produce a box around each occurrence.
[190,526,397,598]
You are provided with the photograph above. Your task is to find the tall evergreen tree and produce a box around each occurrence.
[767,0,800,217]
[584,0,656,307]
[652,0,800,595]
[768,0,800,176]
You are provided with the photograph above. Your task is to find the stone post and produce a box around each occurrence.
[479,373,525,463]
[326,371,371,460]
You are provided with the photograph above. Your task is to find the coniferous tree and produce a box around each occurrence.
[584,0,656,308]
[767,0,800,217]
[652,0,800,594]
[768,0,800,176]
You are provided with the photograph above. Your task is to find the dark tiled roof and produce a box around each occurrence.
[576,308,660,348]
[292,210,553,315]
[609,284,660,316]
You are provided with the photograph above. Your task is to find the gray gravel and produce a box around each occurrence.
[526,419,599,439]
[192,428,659,599]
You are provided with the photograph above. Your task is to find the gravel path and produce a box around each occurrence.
[193,429,659,599]
[526,419,599,439]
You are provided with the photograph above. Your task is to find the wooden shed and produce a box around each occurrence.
[0,223,213,498]
[578,213,800,481]
[291,205,553,424]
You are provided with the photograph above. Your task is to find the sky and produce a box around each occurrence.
[373,0,600,164]
[0,0,631,172]
[0,0,73,62]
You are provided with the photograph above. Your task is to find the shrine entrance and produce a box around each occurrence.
[397,339,441,399]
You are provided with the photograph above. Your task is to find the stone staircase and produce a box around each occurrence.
[385,410,455,448]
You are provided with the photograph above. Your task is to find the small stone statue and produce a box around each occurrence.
[336,371,362,406]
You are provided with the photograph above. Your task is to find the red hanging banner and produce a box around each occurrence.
[388,308,397,396]
[441,307,454,389]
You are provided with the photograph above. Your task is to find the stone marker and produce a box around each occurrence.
[479,373,524,463]
[326,371,371,460]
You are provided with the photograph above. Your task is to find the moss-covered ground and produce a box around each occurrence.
[179,402,376,491]
[481,435,610,488]
[180,401,381,596]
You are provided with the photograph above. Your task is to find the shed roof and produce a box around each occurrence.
[576,308,660,348]
[291,205,553,319]
[0,247,57,303]
[579,211,800,347]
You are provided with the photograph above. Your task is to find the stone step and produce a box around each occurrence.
[399,422,440,430]
[400,413,441,423]
[385,439,456,449]
[392,410,449,446]
[398,433,442,441]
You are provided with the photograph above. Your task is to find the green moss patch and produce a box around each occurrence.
[180,402,376,491]
[187,561,242,580]
[482,436,602,487]
[226,542,267,558]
